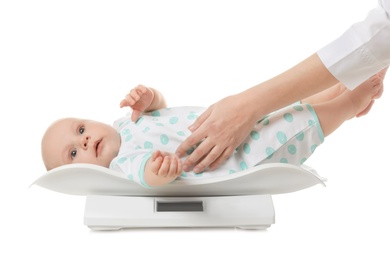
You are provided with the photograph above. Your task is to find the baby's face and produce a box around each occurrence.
[42,118,121,170]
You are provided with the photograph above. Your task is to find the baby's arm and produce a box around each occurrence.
[144,150,183,187]
[120,85,167,122]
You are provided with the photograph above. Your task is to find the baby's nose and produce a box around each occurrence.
[81,136,91,149]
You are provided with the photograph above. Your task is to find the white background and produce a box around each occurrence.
[1,0,389,259]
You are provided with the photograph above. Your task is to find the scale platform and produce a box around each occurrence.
[84,194,275,230]
[32,163,326,230]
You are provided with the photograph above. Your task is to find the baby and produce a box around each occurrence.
[41,71,385,187]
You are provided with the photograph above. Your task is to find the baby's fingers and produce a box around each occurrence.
[119,99,130,108]
[150,156,163,174]
[130,86,147,101]
[150,150,163,173]
[151,150,163,160]
[119,95,137,108]
[165,156,183,178]
[157,156,171,177]
[174,157,183,177]
[167,156,181,178]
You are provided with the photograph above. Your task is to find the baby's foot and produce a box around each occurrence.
[345,70,385,118]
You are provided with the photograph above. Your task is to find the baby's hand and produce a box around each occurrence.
[150,150,183,179]
[120,85,155,122]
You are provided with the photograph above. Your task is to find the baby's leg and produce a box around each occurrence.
[252,70,385,167]
[311,74,383,137]
[301,82,346,105]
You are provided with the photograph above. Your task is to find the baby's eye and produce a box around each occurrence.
[79,126,85,134]
[70,149,77,159]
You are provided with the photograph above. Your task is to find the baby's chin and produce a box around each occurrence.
[94,157,114,168]
[100,153,119,168]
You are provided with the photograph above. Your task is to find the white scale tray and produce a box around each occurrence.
[32,163,326,230]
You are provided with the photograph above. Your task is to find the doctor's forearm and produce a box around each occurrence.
[245,54,338,120]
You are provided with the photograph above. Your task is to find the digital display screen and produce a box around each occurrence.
[156,201,204,212]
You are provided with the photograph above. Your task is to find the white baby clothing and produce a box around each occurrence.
[109,104,324,188]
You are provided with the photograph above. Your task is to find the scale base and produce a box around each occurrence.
[84,194,275,231]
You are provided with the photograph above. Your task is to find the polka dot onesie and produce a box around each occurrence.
[109,104,324,188]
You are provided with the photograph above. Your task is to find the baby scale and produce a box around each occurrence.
[32,163,326,230]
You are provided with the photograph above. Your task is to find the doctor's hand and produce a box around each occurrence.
[175,93,260,173]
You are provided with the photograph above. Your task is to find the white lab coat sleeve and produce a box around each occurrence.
[317,0,390,89]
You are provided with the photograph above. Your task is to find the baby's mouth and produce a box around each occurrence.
[95,139,102,157]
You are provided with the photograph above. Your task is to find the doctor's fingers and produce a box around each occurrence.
[188,105,212,132]
[192,144,232,174]
[209,146,235,171]
[183,139,221,173]
[175,109,212,157]
[175,127,207,159]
